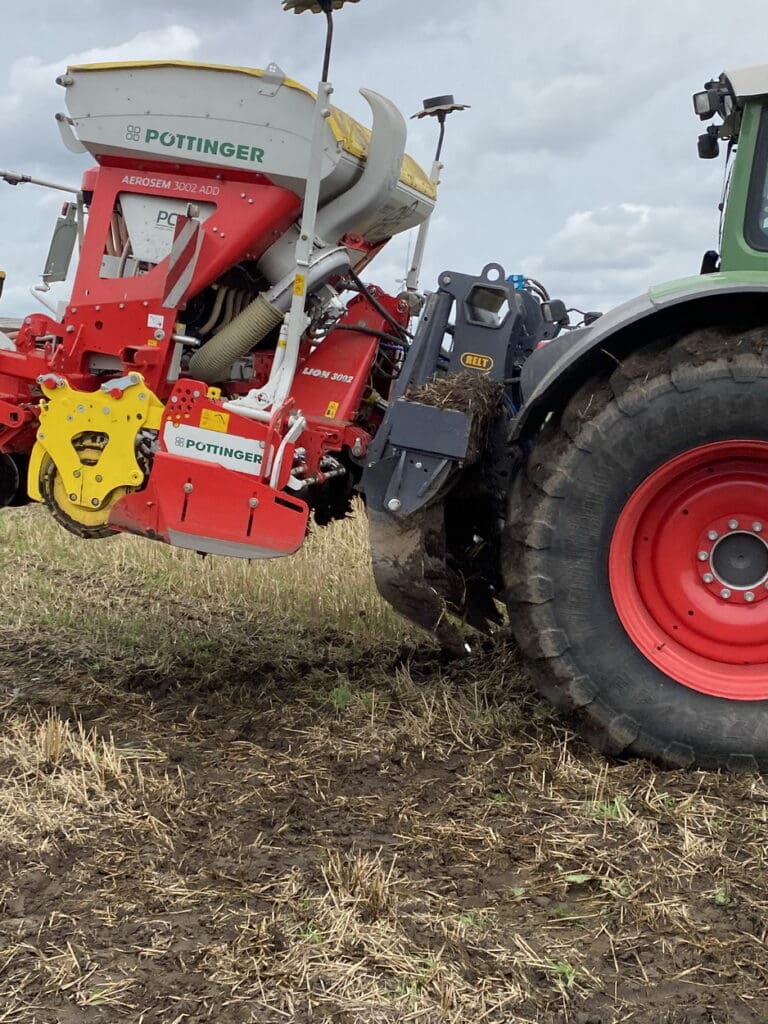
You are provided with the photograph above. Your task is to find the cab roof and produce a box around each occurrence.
[724,64,768,101]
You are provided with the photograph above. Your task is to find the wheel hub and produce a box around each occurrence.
[609,440,768,700]
[695,517,768,604]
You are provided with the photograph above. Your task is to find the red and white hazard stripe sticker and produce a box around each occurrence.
[162,216,204,309]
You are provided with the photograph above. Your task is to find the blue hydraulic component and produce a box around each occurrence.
[503,391,519,415]
[507,274,525,290]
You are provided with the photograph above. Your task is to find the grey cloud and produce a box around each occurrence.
[523,200,715,311]
[2,0,768,321]
[540,203,707,272]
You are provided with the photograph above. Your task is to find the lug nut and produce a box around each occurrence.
[707,530,718,541]
[746,592,756,602]
[720,588,732,599]
[697,551,709,561]
[703,573,714,583]
[728,519,739,530]
[753,522,763,533]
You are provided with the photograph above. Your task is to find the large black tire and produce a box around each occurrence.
[503,327,768,769]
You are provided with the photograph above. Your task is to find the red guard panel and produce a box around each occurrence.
[70,166,301,308]
[109,454,309,558]
[290,294,407,422]
[61,166,301,395]
[109,377,308,556]
[159,379,294,492]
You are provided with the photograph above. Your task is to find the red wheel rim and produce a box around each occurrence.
[609,440,768,700]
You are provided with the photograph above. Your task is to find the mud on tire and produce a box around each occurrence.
[503,327,768,769]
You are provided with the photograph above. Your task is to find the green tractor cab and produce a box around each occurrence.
[698,66,768,274]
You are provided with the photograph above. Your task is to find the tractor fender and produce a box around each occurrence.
[513,272,768,440]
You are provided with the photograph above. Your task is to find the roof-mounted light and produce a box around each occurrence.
[693,76,737,122]
[693,88,719,120]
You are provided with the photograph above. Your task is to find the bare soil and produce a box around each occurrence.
[1,508,767,1022]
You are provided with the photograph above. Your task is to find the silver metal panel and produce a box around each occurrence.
[42,204,78,283]
[61,64,435,242]
[167,528,283,560]
[64,64,339,187]
[120,194,215,264]
[316,89,407,244]
[0,319,20,350]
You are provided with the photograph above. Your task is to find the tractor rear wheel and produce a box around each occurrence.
[503,327,768,769]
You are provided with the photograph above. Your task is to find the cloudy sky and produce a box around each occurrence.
[1,0,768,320]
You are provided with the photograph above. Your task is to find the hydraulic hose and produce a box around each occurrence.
[188,245,350,385]
[188,293,283,384]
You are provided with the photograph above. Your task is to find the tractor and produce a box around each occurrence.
[2,0,768,769]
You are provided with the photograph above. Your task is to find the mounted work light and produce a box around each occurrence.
[693,87,719,120]
[693,79,736,121]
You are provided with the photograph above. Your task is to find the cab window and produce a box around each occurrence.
[745,106,768,251]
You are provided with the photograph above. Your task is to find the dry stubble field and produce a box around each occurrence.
[0,505,767,1024]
